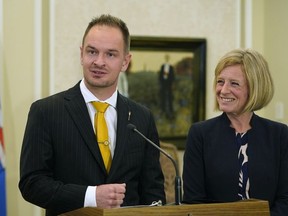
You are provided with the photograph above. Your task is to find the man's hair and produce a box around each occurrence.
[213,48,274,113]
[82,14,130,53]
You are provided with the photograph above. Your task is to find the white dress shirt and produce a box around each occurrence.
[79,79,118,207]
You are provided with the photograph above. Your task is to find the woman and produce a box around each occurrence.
[182,48,288,216]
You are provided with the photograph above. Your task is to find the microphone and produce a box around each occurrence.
[127,123,182,205]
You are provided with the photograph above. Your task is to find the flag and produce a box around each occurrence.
[0,98,6,216]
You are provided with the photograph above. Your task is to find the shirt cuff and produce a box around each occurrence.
[84,186,97,207]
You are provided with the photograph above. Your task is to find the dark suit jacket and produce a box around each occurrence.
[183,113,288,216]
[159,64,175,86]
[19,82,165,216]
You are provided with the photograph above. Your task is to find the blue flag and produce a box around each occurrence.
[0,99,6,216]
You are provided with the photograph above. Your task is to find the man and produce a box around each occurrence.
[19,14,165,216]
[159,54,175,119]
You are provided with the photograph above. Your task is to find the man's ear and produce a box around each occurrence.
[122,53,132,71]
[80,46,83,65]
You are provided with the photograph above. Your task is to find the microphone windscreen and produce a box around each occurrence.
[127,123,136,130]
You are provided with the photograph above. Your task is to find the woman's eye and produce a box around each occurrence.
[231,82,239,86]
[217,80,224,85]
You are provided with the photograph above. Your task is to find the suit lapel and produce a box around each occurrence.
[64,82,106,173]
[108,94,130,177]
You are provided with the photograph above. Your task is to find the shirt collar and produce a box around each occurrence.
[80,79,117,108]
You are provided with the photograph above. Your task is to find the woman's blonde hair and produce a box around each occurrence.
[214,48,274,113]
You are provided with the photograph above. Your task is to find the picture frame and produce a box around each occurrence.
[124,36,206,149]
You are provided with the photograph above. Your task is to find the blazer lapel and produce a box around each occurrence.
[108,94,130,177]
[64,82,107,173]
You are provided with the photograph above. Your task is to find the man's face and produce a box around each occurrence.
[80,25,131,96]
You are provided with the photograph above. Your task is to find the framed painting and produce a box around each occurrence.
[124,36,206,149]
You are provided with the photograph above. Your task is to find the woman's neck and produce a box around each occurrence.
[226,112,253,133]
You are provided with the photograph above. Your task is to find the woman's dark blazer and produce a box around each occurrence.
[19,81,165,216]
[183,113,288,216]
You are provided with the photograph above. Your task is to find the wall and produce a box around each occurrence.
[1,0,288,215]
[51,0,238,120]
[2,0,36,215]
[263,0,288,122]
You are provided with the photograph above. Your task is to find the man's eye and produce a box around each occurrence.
[88,50,96,55]
[107,53,115,57]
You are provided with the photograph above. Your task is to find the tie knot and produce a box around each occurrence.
[92,101,109,113]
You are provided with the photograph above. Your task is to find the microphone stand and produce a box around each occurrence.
[128,124,182,205]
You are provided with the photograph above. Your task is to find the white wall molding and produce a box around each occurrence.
[0,0,3,98]
[244,0,253,48]
[33,1,43,215]
[49,0,55,95]
[236,0,241,48]
[34,0,42,100]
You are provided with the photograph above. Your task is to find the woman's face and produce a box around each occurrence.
[215,64,249,115]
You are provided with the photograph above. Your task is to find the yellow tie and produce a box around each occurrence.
[92,101,112,172]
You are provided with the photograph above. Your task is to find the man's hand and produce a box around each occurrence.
[96,183,126,208]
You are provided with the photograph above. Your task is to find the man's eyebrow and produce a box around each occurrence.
[86,45,96,49]
[85,45,119,53]
[107,48,119,52]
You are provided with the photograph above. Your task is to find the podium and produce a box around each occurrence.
[60,199,270,216]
